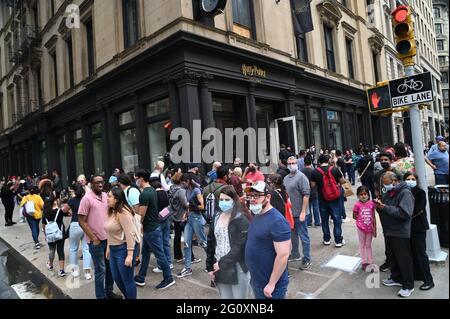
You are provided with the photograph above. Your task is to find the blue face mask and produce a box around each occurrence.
[406,180,417,189]
[383,184,394,192]
[219,200,234,212]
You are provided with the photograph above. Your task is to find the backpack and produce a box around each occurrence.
[205,183,227,224]
[45,209,63,243]
[317,167,341,201]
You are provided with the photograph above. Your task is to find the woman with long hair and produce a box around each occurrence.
[206,185,251,299]
[64,183,92,280]
[104,187,138,299]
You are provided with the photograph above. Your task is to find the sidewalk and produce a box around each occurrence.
[0,181,448,299]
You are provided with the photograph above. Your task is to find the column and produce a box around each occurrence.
[100,107,111,176]
[199,74,214,132]
[82,119,94,177]
[105,104,121,173]
[66,128,76,185]
[247,83,257,130]
[133,93,150,168]
[320,100,329,149]
[304,96,313,147]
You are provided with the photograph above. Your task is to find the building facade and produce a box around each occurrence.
[0,0,394,184]
[433,0,449,136]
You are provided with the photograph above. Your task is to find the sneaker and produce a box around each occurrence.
[192,258,201,264]
[382,278,402,287]
[106,292,123,299]
[35,243,41,250]
[288,255,302,262]
[342,218,348,223]
[5,222,13,227]
[175,258,184,264]
[335,239,346,248]
[419,282,435,291]
[135,278,146,287]
[156,279,176,290]
[58,270,66,277]
[176,268,193,278]
[299,260,312,271]
[379,262,391,272]
[323,240,331,246]
[398,288,414,298]
[72,270,80,278]
[46,262,54,271]
[85,272,92,280]
[153,264,174,273]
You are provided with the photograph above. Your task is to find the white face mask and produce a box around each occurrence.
[288,164,298,173]
[406,180,417,189]
[250,204,263,215]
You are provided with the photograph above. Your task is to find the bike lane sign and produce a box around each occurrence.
[389,72,433,108]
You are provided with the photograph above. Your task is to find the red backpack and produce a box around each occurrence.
[317,167,341,201]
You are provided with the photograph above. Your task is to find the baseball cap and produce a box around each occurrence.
[244,181,269,194]
[109,176,118,184]
[436,136,445,142]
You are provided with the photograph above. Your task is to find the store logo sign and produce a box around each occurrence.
[241,64,267,79]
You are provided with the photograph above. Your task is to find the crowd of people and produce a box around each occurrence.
[0,135,448,299]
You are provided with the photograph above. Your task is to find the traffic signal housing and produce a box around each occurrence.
[367,82,392,113]
[392,6,416,65]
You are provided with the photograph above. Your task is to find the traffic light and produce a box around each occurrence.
[392,6,416,65]
[367,83,392,113]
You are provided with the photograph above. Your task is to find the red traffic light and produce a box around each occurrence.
[393,6,408,22]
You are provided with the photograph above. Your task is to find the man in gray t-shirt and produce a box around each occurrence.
[283,156,311,270]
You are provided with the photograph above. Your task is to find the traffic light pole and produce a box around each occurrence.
[405,65,447,262]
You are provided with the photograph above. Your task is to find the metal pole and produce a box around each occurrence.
[404,66,430,221]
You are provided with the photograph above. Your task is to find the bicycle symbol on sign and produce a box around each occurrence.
[397,78,424,94]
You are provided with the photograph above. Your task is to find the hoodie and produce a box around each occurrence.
[379,182,414,238]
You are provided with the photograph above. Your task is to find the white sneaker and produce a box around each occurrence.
[72,270,80,278]
[335,239,346,248]
[323,240,331,246]
[398,288,414,298]
[85,272,92,280]
[153,264,174,273]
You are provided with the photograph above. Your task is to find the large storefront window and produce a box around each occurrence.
[311,108,323,150]
[92,123,104,175]
[40,140,48,174]
[296,108,307,151]
[119,110,138,173]
[327,111,343,151]
[147,98,170,166]
[58,135,68,187]
[73,129,84,176]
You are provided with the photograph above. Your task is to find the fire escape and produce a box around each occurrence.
[7,0,42,124]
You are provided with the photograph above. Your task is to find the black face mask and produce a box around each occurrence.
[381,162,390,170]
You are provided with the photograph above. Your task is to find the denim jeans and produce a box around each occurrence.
[319,198,343,244]
[109,243,138,299]
[346,165,355,185]
[69,222,92,271]
[184,213,207,269]
[26,216,40,244]
[252,284,288,299]
[291,217,311,262]
[159,219,172,266]
[435,174,449,185]
[88,240,114,299]
[306,198,321,226]
[136,227,173,283]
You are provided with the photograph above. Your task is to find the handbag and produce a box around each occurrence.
[342,181,354,197]
[275,190,294,229]
[158,206,173,222]
[23,200,36,217]
[214,263,238,285]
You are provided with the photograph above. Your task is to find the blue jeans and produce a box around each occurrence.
[88,240,114,299]
[339,187,346,220]
[291,217,311,262]
[136,227,173,283]
[435,174,449,185]
[319,199,343,244]
[69,222,91,271]
[109,243,138,299]
[159,219,172,266]
[252,285,288,299]
[307,199,321,226]
[26,216,40,244]
[346,165,355,185]
[183,213,207,269]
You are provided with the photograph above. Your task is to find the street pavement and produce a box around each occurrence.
[0,164,448,299]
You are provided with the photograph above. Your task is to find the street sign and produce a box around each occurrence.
[367,84,392,113]
[389,72,433,108]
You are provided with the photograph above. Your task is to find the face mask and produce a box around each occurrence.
[219,200,234,212]
[359,195,369,203]
[250,204,263,215]
[288,164,298,173]
[406,180,417,189]
[381,162,390,169]
[383,184,394,192]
